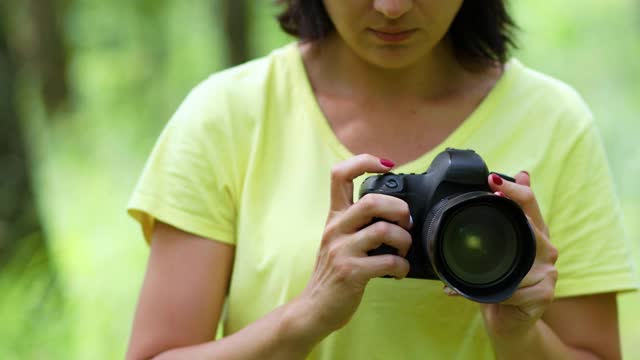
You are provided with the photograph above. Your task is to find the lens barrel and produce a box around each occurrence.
[422,192,536,303]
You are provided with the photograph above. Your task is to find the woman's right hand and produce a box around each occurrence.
[127,155,413,360]
[297,154,413,338]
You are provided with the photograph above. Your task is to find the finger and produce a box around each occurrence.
[501,276,556,307]
[514,170,531,187]
[341,193,412,232]
[488,173,545,231]
[330,155,395,212]
[527,215,546,257]
[500,283,539,306]
[517,257,558,287]
[354,221,412,257]
[522,213,556,264]
[443,285,460,297]
[516,267,546,289]
[354,254,410,280]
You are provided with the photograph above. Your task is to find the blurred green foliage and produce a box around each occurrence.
[1,0,638,359]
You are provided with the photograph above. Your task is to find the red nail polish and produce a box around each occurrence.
[491,174,503,186]
[380,159,395,168]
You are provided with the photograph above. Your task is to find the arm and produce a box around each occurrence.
[545,293,620,359]
[127,155,413,360]
[479,173,622,360]
[125,222,319,360]
[487,293,620,360]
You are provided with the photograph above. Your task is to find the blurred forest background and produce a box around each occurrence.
[0,0,638,359]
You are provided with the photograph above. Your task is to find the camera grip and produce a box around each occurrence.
[367,243,401,278]
[367,244,399,257]
[365,217,401,257]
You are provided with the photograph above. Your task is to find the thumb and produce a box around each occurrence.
[329,154,395,212]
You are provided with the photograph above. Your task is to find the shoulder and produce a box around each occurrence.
[169,43,299,133]
[505,59,594,134]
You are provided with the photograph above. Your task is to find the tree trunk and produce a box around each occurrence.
[221,0,249,66]
[0,10,48,269]
[1,0,70,114]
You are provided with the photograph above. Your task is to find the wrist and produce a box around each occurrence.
[487,320,574,360]
[487,320,540,360]
[279,295,330,354]
[486,318,537,342]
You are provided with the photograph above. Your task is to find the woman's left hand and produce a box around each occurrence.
[445,171,559,339]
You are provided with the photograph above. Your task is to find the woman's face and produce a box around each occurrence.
[322,0,463,69]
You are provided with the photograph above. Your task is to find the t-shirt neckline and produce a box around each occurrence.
[287,42,519,174]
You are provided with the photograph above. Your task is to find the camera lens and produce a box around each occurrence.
[423,192,536,303]
[441,205,518,285]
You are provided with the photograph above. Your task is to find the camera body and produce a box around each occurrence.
[359,148,535,303]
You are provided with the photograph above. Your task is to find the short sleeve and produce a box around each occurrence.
[127,81,241,245]
[547,121,638,297]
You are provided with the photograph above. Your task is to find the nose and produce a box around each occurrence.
[373,0,413,20]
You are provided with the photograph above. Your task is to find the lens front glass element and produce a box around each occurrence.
[441,205,518,285]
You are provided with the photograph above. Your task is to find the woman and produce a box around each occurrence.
[126,1,637,359]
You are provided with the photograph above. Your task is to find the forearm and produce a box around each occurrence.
[151,297,324,360]
[488,320,600,360]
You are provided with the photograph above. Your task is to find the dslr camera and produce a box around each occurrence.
[359,148,536,303]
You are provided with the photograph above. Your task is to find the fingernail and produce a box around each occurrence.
[522,170,530,177]
[491,174,503,186]
[495,191,505,197]
[380,159,395,168]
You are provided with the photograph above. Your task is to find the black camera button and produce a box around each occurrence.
[385,178,399,189]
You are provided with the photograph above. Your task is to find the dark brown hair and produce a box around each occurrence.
[277,1,518,66]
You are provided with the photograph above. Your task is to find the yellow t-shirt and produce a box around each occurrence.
[128,43,638,359]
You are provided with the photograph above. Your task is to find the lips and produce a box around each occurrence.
[369,28,417,43]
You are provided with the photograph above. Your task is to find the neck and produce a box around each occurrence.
[303,33,473,101]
